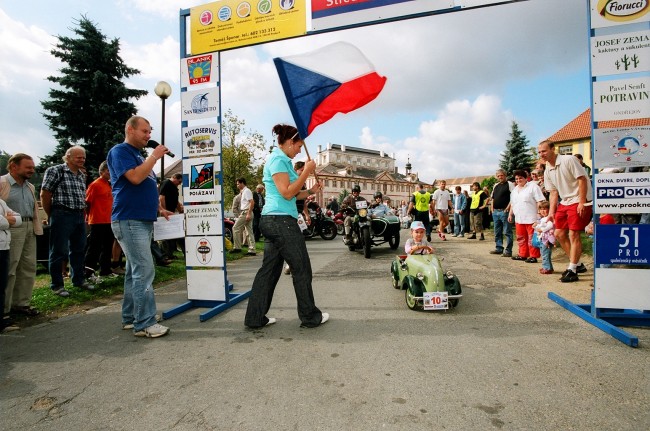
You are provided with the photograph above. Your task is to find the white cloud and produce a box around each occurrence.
[122,36,180,83]
[357,94,513,182]
[0,9,59,93]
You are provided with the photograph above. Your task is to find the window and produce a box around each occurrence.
[558,146,573,155]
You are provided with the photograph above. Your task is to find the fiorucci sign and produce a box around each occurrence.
[590,0,650,28]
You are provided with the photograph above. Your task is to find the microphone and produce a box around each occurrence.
[146,140,175,158]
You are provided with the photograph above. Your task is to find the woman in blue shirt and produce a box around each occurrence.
[244,124,329,329]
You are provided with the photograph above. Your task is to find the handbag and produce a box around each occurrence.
[531,231,542,249]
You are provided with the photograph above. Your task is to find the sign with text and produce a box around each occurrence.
[182,124,221,157]
[187,269,227,301]
[185,236,225,267]
[190,0,306,54]
[185,203,223,237]
[180,53,219,87]
[595,224,650,265]
[183,156,222,203]
[590,30,650,76]
[181,87,220,121]
[311,0,455,31]
[423,291,448,310]
[590,0,650,29]
[594,172,650,213]
[592,76,650,121]
[593,125,650,168]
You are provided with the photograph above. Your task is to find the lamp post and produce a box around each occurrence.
[154,81,172,181]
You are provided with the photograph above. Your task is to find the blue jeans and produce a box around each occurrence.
[541,244,553,270]
[492,210,513,254]
[245,216,322,328]
[453,211,465,235]
[48,209,86,289]
[112,220,158,331]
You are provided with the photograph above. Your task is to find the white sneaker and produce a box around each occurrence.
[283,263,291,275]
[320,312,330,324]
[134,323,169,338]
[265,317,277,326]
[123,314,161,330]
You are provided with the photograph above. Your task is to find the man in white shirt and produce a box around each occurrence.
[432,180,452,241]
[232,178,256,256]
[538,141,593,283]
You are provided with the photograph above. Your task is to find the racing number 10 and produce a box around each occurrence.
[619,227,639,248]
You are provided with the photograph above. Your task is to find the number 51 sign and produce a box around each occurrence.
[595,224,650,266]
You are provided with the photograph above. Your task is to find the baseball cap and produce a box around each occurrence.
[410,221,426,231]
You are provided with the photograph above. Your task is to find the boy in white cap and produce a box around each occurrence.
[405,221,433,255]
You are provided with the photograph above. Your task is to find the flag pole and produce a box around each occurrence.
[302,143,320,184]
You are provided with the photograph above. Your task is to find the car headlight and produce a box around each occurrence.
[358,208,367,217]
[416,272,425,281]
[445,270,454,279]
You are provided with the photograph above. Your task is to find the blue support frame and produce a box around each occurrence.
[548,292,643,348]
[162,8,250,322]
[163,281,251,322]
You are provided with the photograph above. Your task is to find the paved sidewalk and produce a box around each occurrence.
[1,233,648,430]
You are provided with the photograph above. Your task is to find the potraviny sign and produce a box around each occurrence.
[592,76,649,121]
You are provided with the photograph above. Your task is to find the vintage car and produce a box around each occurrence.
[390,253,462,311]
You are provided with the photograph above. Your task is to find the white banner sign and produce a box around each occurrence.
[185,203,223,237]
[593,125,650,168]
[181,87,220,121]
[180,53,218,87]
[185,236,225,268]
[187,269,226,301]
[182,124,220,158]
[590,30,650,76]
[590,0,650,29]
[183,156,221,203]
[595,268,650,309]
[592,76,650,121]
[594,172,650,213]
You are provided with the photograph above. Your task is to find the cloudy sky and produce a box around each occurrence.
[0,0,590,182]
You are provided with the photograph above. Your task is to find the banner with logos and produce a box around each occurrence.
[190,0,307,54]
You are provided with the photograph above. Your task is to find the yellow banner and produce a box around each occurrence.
[190,0,307,54]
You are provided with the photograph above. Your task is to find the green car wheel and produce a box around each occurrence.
[404,276,424,311]
[390,261,400,289]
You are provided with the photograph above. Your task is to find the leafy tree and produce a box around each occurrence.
[481,176,497,192]
[221,109,268,207]
[0,150,10,175]
[499,121,535,177]
[40,16,147,177]
[339,189,349,204]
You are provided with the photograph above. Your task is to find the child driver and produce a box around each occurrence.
[405,221,434,255]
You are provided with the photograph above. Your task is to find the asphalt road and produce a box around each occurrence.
[1,229,649,431]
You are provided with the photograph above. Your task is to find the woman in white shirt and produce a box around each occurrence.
[508,170,546,263]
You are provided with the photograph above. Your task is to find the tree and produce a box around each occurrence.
[0,150,10,176]
[499,121,535,177]
[481,176,497,192]
[221,109,268,207]
[40,16,147,177]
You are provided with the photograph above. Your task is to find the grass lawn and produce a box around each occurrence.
[26,240,264,318]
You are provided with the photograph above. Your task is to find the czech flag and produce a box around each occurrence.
[274,42,387,139]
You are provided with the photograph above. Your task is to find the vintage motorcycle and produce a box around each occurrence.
[328,209,345,235]
[304,204,338,240]
[343,200,400,258]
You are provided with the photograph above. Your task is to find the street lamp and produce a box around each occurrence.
[154,80,172,181]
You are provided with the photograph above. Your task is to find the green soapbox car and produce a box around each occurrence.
[390,252,462,311]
